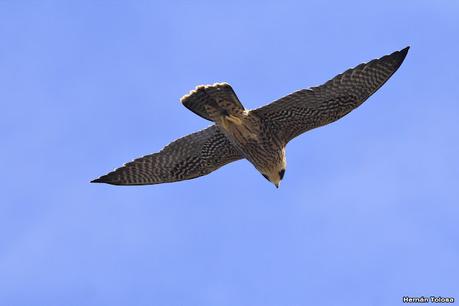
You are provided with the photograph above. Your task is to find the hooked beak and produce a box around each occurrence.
[275,183,279,189]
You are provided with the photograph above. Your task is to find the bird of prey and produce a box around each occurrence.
[91,47,409,188]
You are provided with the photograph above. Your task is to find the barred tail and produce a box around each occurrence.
[181,83,245,122]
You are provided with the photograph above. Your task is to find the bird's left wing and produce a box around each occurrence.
[253,47,409,144]
[91,125,243,185]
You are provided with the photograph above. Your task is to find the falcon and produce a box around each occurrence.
[91,47,409,188]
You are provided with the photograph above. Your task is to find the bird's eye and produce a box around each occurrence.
[279,169,285,180]
[262,174,270,182]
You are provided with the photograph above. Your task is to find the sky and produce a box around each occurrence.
[1,1,458,305]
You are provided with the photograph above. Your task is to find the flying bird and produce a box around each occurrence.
[91,47,409,188]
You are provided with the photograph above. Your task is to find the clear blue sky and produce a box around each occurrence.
[1,1,458,305]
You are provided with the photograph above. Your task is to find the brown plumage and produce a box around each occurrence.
[92,47,409,187]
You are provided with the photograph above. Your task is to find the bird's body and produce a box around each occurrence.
[192,87,287,187]
[92,47,409,187]
[224,106,286,187]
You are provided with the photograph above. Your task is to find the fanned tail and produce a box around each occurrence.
[181,83,245,122]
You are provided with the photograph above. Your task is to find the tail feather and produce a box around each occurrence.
[181,83,245,122]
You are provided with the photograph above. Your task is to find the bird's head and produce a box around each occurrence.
[259,148,287,188]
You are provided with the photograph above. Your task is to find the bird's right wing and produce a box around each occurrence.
[91,125,243,185]
[253,47,409,144]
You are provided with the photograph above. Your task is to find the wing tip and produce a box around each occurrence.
[90,177,113,184]
[90,172,156,186]
[401,45,410,52]
[391,46,410,65]
[380,46,410,72]
[90,175,121,185]
[399,46,410,59]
